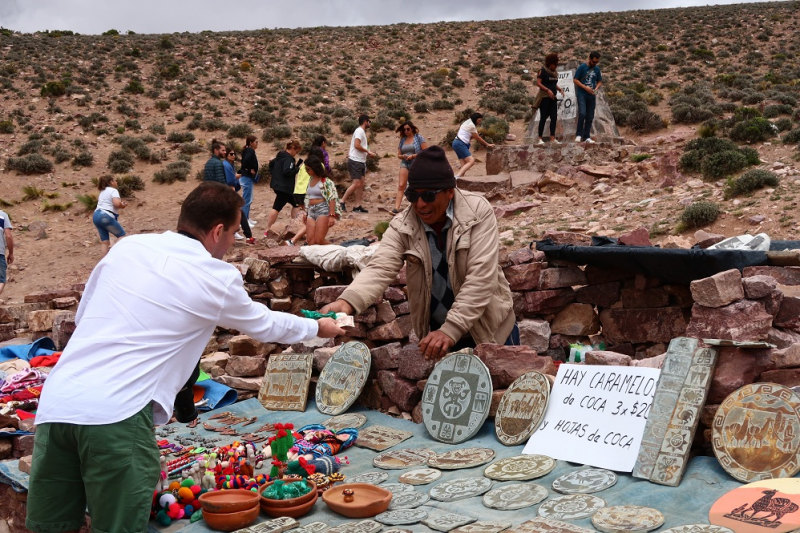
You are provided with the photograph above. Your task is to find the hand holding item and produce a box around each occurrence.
[316,317,345,338]
[319,300,354,316]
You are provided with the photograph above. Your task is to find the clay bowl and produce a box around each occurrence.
[261,489,318,518]
[322,482,392,518]
[198,489,260,514]
[202,504,259,532]
[259,479,317,509]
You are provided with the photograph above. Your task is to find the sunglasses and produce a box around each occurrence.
[403,127,411,131]
[405,189,443,203]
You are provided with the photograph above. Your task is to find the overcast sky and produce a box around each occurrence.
[0,0,773,35]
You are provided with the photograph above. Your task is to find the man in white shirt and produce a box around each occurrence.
[339,114,376,214]
[26,182,344,533]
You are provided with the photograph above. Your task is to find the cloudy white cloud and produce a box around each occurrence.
[0,0,776,35]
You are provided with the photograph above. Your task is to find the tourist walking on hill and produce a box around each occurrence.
[574,51,603,144]
[239,135,260,226]
[93,175,127,256]
[223,148,256,244]
[0,209,14,297]
[303,156,340,245]
[394,120,429,214]
[340,114,375,214]
[452,112,494,178]
[264,139,302,236]
[311,135,332,176]
[536,53,566,144]
[288,146,332,246]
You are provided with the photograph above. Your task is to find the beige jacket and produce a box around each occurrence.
[339,189,515,345]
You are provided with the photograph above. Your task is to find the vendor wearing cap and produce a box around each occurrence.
[321,145,517,359]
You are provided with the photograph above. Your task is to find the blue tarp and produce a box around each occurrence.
[0,338,56,363]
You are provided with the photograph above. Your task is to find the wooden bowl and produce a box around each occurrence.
[321,483,392,518]
[198,489,260,514]
[202,504,259,531]
[261,489,318,518]
[258,479,317,509]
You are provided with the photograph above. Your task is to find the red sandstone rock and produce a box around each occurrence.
[226,355,267,378]
[775,296,800,332]
[550,303,600,336]
[575,282,621,308]
[503,263,543,291]
[397,343,435,380]
[685,300,773,341]
[26,310,60,332]
[257,247,302,264]
[313,347,337,373]
[392,301,410,315]
[539,267,587,289]
[377,370,422,413]
[768,328,800,349]
[518,319,551,352]
[243,257,271,283]
[457,173,511,193]
[0,324,14,342]
[270,297,292,311]
[200,352,230,377]
[366,315,412,341]
[620,287,669,308]
[599,307,687,344]
[584,350,632,366]
[371,342,402,370]
[216,375,263,391]
[313,285,348,306]
[508,247,538,265]
[494,201,541,219]
[522,289,576,314]
[383,287,407,303]
[24,289,80,303]
[757,290,784,317]
[631,352,666,369]
[474,343,557,388]
[375,300,396,324]
[770,343,800,369]
[708,347,774,403]
[618,227,652,247]
[52,311,76,350]
[228,335,278,357]
[742,266,800,286]
[355,306,377,325]
[743,275,779,299]
[662,284,694,308]
[583,265,634,285]
[412,402,424,424]
[489,389,507,417]
[690,269,744,308]
[760,368,800,388]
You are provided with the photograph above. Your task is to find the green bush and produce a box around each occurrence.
[180,142,203,155]
[680,201,720,229]
[738,147,761,165]
[155,100,171,111]
[729,117,776,143]
[680,137,738,172]
[125,79,145,94]
[153,161,190,184]
[72,151,94,167]
[479,115,509,144]
[774,118,793,132]
[374,221,390,241]
[116,175,146,197]
[77,193,98,212]
[262,124,292,141]
[700,150,748,180]
[414,102,430,113]
[724,169,779,199]
[7,154,54,174]
[0,120,13,134]
[672,105,714,124]
[166,131,195,143]
[22,185,44,200]
[626,110,665,133]
[227,124,253,138]
[51,146,72,164]
[149,122,166,135]
[107,149,135,174]
[339,118,358,135]
[40,81,67,97]
[763,104,793,118]
[784,128,800,145]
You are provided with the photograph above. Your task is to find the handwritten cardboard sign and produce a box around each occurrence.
[523,364,661,472]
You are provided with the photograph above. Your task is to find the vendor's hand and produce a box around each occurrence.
[317,317,345,338]
[419,330,455,360]
[320,299,354,316]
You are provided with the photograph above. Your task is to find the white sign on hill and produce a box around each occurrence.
[523,364,661,472]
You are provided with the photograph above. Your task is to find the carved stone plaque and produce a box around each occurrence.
[245,517,299,533]
[257,353,313,411]
[375,509,428,526]
[373,448,436,470]
[388,490,430,510]
[382,530,412,533]
[325,520,382,533]
[346,471,388,485]
[382,482,415,494]
[650,346,718,486]
[511,518,596,533]
[354,425,413,452]
[422,352,493,444]
[323,413,367,431]
[430,477,493,502]
[552,468,617,494]
[664,527,733,533]
[632,337,698,479]
[713,383,800,482]
[452,521,513,533]
[709,478,800,533]
[538,494,606,520]
[591,505,665,533]
[399,468,442,485]
[316,341,371,416]
[482,483,548,510]
[427,447,496,470]
[294,522,330,533]
[423,513,478,532]
[495,371,550,446]
[483,454,556,481]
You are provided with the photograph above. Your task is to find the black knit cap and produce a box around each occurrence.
[407,146,456,190]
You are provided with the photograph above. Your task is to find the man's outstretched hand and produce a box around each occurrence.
[316,317,345,338]
[319,300,354,316]
[419,330,455,360]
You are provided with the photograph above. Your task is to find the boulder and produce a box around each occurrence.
[268,277,291,298]
[257,247,301,264]
[550,303,600,336]
[584,350,632,366]
[518,319,551,353]
[474,343,557,388]
[215,375,263,391]
[760,368,800,388]
[510,170,543,188]
[24,289,80,303]
[690,269,744,308]
[767,328,800,349]
[228,335,278,357]
[507,247,540,265]
[26,310,60,332]
[599,307,687,344]
[225,355,267,378]
[398,343,435,381]
[489,389,507,417]
[242,257,271,283]
[270,297,292,311]
[520,288,576,314]
[708,347,774,403]
[620,287,669,308]
[355,307,377,325]
[631,352,667,369]
[757,289,784,317]
[0,324,13,342]
[313,347,337,373]
[618,227,652,247]
[457,173,511,193]
[375,300,396,324]
[366,316,412,341]
[685,300,773,341]
[503,263,543,291]
[743,275,778,299]
[200,352,230,377]
[775,296,800,332]
[539,267,587,289]
[51,296,79,310]
[742,266,800,286]
[493,201,541,219]
[18,455,32,475]
[770,344,800,369]
[377,370,421,413]
[52,311,76,350]
[313,285,348,306]
[371,342,402,370]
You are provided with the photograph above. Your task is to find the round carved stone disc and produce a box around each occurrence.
[484,454,556,481]
[539,494,606,520]
[430,476,493,502]
[591,505,665,533]
[347,471,388,485]
[710,478,800,533]
[373,448,436,470]
[664,527,733,533]
[323,413,368,431]
[382,482,415,494]
[712,383,800,482]
[316,341,371,416]
[388,490,430,510]
[482,483,548,510]
[552,468,618,494]
[375,508,428,526]
[427,447,496,470]
[399,468,443,485]
[495,371,550,446]
[422,353,493,444]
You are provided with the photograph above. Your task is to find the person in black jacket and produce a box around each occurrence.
[239,135,259,226]
[264,139,302,236]
[203,140,227,184]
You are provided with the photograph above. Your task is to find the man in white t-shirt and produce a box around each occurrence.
[0,209,13,297]
[26,182,345,533]
[339,114,376,214]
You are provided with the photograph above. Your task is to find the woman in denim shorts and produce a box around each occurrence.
[393,121,428,214]
[303,156,340,245]
[93,175,127,255]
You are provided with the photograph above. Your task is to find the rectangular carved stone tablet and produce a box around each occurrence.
[257,353,313,411]
[354,425,413,451]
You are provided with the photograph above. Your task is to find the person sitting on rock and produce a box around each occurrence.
[321,146,518,359]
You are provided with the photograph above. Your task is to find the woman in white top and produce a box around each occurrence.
[92,175,127,255]
[451,112,495,178]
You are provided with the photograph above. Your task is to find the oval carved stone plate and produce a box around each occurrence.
[495,371,550,446]
[382,483,415,494]
[316,341,371,416]
[399,468,442,486]
[430,477,493,502]
[323,413,368,431]
[664,527,733,533]
[347,471,389,485]
[484,455,556,481]
[375,509,428,526]
[713,383,800,483]
[482,483,548,510]
[538,494,606,520]
[709,478,800,533]
[427,447,496,470]
[592,505,665,533]
[373,448,436,470]
[552,468,618,494]
[422,353,493,444]
[388,490,430,510]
